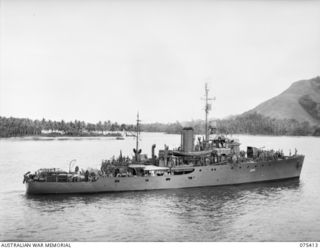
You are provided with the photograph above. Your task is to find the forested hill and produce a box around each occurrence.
[246,76,320,125]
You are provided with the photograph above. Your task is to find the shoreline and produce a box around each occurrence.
[1,132,319,139]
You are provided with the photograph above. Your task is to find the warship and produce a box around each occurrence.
[23,85,305,194]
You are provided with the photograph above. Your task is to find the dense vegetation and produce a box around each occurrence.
[141,122,183,134]
[0,117,135,137]
[215,112,320,136]
[299,94,320,121]
[1,112,320,137]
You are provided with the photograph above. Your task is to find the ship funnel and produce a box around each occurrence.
[181,127,194,152]
[151,144,156,160]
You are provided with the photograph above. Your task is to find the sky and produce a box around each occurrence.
[1,0,320,124]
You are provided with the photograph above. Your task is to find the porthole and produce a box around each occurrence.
[214,168,216,171]
[199,169,202,172]
[145,179,149,182]
[239,166,242,169]
[211,168,213,171]
[115,180,120,183]
[231,167,234,170]
[166,178,171,181]
[188,176,193,180]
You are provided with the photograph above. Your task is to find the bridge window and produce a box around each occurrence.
[115,180,120,183]
[188,177,193,180]
[166,178,171,181]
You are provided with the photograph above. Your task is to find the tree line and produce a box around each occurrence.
[143,113,320,136]
[214,112,320,136]
[0,117,136,137]
[1,113,320,137]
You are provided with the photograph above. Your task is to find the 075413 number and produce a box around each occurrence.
[300,243,318,248]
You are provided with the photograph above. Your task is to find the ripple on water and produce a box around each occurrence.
[1,135,320,241]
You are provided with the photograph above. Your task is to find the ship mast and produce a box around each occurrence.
[203,83,215,141]
[135,112,141,161]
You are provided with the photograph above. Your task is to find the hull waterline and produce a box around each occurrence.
[25,155,304,195]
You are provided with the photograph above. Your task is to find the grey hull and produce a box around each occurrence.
[25,156,304,195]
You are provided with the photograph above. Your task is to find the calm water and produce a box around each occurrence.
[0,133,320,242]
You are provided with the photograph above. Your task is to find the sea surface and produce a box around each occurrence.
[0,133,319,242]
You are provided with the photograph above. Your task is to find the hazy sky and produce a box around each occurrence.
[1,0,320,124]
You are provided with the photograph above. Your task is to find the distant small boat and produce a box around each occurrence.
[125,131,136,137]
[116,130,125,140]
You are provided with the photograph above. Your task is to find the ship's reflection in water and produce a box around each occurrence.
[21,179,301,242]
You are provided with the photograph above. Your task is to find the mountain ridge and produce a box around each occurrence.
[244,76,320,125]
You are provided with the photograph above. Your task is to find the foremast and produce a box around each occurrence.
[202,83,215,141]
[134,112,141,162]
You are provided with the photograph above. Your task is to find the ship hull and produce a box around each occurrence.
[25,156,304,195]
